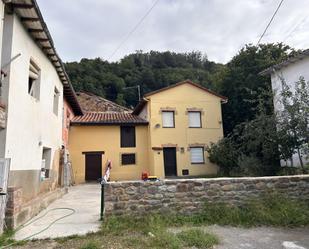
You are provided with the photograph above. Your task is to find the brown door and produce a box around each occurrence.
[85,153,102,181]
[163,148,177,177]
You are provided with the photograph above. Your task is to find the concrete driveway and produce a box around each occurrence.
[15,184,101,240]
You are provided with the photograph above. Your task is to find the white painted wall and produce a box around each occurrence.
[1,13,63,171]
[270,57,309,167]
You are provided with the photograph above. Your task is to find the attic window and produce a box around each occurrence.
[28,59,40,100]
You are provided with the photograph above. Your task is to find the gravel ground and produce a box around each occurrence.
[208,225,309,249]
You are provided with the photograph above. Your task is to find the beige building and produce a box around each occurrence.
[69,80,227,182]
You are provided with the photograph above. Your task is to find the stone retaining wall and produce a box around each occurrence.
[104,175,309,215]
[5,187,67,228]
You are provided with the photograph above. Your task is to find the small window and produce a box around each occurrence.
[28,59,40,100]
[41,147,51,180]
[53,87,59,115]
[121,153,136,165]
[162,111,175,128]
[190,147,205,164]
[120,126,136,147]
[188,111,202,128]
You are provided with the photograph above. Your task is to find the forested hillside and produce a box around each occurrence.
[65,51,225,108]
[65,44,296,135]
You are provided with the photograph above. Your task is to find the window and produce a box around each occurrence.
[120,126,136,147]
[28,59,40,100]
[41,147,51,180]
[162,111,175,128]
[121,153,136,165]
[53,87,59,115]
[188,111,202,128]
[190,147,205,164]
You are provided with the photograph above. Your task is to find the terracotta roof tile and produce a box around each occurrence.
[76,91,131,113]
[71,112,148,125]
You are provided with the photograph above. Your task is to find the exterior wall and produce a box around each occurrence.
[0,13,64,202]
[104,175,309,215]
[271,58,309,166]
[69,125,149,183]
[146,83,223,178]
[62,98,75,148]
[5,186,66,229]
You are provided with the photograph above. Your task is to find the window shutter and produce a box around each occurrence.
[188,112,201,127]
[162,111,174,127]
[190,147,204,163]
[120,126,136,147]
[29,61,39,79]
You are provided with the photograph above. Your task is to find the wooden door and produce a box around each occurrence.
[163,148,177,177]
[85,153,102,181]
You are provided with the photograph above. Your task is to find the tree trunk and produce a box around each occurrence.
[296,147,305,172]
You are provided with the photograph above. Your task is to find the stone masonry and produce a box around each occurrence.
[104,175,309,216]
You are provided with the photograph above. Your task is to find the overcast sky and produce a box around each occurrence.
[36,0,309,64]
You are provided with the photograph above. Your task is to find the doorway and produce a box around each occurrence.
[163,147,177,177]
[84,152,103,181]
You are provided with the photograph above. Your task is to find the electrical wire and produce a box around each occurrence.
[107,0,160,61]
[257,0,285,45]
[1,207,76,249]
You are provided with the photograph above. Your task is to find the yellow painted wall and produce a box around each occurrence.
[69,125,149,183]
[145,83,224,178]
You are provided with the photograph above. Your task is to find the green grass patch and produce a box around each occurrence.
[192,193,309,227]
[177,228,219,248]
[80,240,99,249]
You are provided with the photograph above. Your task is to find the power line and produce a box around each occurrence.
[107,0,160,61]
[257,0,284,45]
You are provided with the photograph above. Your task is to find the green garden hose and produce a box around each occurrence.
[1,207,76,249]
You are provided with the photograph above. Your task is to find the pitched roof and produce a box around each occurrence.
[76,91,131,113]
[133,80,228,115]
[71,112,148,126]
[260,49,309,76]
[9,0,83,115]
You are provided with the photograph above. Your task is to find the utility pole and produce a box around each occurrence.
[123,85,141,101]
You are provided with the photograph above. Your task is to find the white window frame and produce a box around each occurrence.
[190,147,205,164]
[188,111,202,128]
[162,111,175,128]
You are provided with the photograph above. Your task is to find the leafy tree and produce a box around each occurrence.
[220,43,295,135]
[65,50,225,107]
[207,88,280,176]
[277,77,309,170]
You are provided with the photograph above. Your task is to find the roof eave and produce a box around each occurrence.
[9,0,83,116]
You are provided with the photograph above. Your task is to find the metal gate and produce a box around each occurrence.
[0,158,10,234]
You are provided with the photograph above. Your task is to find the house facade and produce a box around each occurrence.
[261,50,309,167]
[0,0,82,228]
[69,80,227,182]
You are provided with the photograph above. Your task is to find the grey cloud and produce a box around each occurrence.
[37,0,309,63]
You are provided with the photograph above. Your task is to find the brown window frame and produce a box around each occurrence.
[188,111,202,128]
[162,111,175,128]
[120,126,136,148]
[121,153,136,165]
[190,147,205,164]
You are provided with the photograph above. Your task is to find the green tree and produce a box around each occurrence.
[220,43,295,135]
[277,77,309,170]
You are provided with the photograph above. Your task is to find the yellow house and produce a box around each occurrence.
[69,80,227,182]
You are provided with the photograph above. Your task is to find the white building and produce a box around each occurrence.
[0,0,82,228]
[261,50,309,167]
